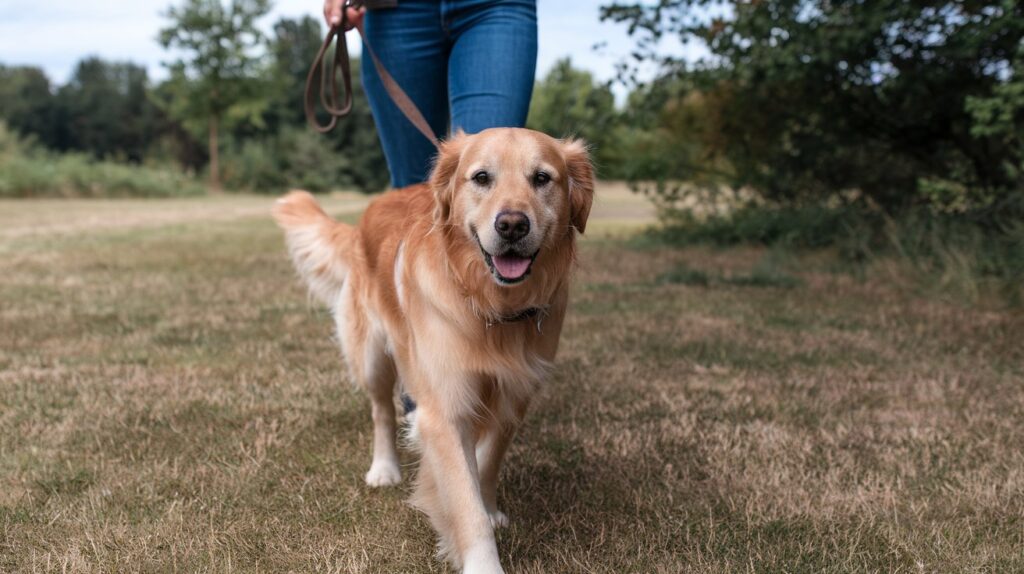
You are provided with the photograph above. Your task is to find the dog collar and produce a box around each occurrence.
[485,306,548,332]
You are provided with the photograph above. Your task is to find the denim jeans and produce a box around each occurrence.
[361,0,538,187]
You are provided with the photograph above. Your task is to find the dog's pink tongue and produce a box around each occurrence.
[492,254,531,279]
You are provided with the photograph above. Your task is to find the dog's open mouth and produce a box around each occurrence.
[474,233,538,284]
[484,250,537,283]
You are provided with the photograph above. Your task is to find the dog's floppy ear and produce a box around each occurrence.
[562,138,595,234]
[430,130,468,224]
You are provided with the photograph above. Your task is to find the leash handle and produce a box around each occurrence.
[305,1,439,147]
[304,23,352,133]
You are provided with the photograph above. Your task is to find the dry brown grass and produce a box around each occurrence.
[1,188,1022,572]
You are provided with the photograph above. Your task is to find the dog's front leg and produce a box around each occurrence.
[416,408,504,574]
[476,423,515,529]
[477,395,529,529]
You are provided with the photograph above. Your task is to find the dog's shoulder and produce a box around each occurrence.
[360,184,434,271]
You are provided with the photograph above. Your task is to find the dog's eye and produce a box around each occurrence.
[472,171,491,186]
[533,171,551,187]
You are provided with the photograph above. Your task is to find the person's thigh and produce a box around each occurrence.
[362,0,450,187]
[445,0,537,134]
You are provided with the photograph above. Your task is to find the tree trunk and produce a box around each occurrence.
[208,114,221,192]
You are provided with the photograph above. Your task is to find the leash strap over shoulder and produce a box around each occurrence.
[305,1,439,147]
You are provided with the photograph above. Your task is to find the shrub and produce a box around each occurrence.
[649,199,1024,304]
[0,122,205,198]
[221,127,384,194]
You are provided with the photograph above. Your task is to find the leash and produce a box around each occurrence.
[305,0,439,147]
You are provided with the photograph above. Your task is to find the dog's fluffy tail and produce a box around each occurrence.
[272,190,361,306]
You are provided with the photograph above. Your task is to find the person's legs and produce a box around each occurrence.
[362,0,450,187]
[445,0,538,134]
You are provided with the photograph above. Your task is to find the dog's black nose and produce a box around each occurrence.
[494,211,530,242]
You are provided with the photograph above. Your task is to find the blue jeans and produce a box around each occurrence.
[361,0,538,187]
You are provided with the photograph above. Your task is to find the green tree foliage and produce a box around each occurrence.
[55,58,162,162]
[266,15,325,129]
[220,16,388,193]
[269,17,387,192]
[0,65,59,148]
[967,41,1024,193]
[602,0,1024,212]
[158,0,271,189]
[0,12,387,195]
[613,76,730,198]
[527,58,621,175]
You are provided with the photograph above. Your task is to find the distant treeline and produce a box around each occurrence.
[0,15,387,194]
[0,46,653,196]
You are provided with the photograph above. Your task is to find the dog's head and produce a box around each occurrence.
[430,128,594,286]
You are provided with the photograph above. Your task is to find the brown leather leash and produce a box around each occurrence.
[305,0,439,147]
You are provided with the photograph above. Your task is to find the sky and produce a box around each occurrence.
[0,0,695,101]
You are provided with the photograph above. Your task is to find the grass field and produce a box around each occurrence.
[1,186,1022,573]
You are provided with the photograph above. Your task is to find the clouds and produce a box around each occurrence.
[0,0,689,97]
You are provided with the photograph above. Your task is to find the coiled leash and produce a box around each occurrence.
[304,0,439,147]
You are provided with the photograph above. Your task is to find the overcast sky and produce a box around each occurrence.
[0,0,693,101]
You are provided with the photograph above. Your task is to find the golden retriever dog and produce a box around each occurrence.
[272,127,593,573]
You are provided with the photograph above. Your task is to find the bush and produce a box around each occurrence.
[221,127,386,194]
[0,123,205,198]
[220,137,288,192]
[655,203,866,250]
[650,199,1024,304]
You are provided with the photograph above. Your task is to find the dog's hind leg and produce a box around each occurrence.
[362,331,401,487]
[336,284,401,487]
[360,319,403,484]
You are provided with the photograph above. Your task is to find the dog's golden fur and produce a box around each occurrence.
[272,128,593,573]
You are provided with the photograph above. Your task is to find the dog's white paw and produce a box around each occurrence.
[365,461,401,487]
[488,510,509,529]
[462,544,504,574]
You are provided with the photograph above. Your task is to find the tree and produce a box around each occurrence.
[265,15,325,130]
[612,76,729,194]
[158,0,271,189]
[0,65,58,149]
[967,41,1024,196]
[527,58,621,176]
[56,58,161,161]
[218,16,388,194]
[602,0,1024,212]
[266,16,387,192]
